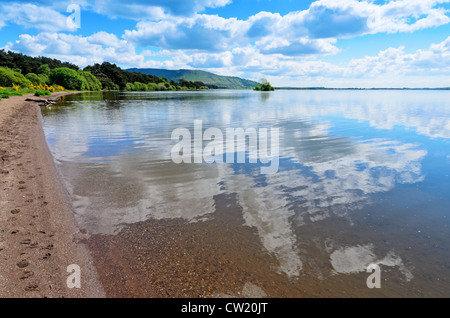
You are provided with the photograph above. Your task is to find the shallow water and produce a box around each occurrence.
[42,90,450,297]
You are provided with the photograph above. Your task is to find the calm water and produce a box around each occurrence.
[42,90,450,297]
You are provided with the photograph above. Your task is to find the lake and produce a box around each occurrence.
[41,90,450,297]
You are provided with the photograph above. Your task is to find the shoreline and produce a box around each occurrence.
[0,91,104,297]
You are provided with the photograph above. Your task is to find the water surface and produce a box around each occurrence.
[42,90,450,297]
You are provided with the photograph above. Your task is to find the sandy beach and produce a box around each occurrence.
[0,92,104,298]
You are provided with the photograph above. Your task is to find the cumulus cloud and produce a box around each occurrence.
[122,0,450,56]
[0,3,77,31]
[346,36,450,77]
[124,14,247,52]
[2,0,450,86]
[256,37,340,56]
[5,0,232,19]
[89,0,232,18]
[4,32,143,67]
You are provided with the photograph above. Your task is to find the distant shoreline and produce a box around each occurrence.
[275,87,450,90]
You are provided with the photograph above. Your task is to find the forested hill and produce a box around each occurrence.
[0,49,79,74]
[0,50,216,92]
[127,68,259,89]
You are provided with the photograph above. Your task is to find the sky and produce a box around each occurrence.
[1,0,450,88]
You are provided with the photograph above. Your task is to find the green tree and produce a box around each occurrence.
[78,70,102,91]
[38,64,51,77]
[49,67,85,90]
[125,82,135,91]
[91,72,119,90]
[0,67,31,87]
[38,73,50,85]
[26,73,46,85]
[147,82,159,91]
[254,78,275,91]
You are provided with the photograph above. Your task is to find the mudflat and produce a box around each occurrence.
[0,92,104,297]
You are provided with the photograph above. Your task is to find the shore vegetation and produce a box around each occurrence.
[254,78,275,91]
[0,50,216,101]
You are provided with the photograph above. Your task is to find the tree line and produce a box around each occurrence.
[0,50,214,93]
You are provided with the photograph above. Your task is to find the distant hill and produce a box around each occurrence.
[126,68,259,89]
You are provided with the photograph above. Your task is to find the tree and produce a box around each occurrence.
[49,67,85,90]
[0,50,78,75]
[0,67,31,87]
[254,78,275,91]
[26,73,46,85]
[78,70,102,91]
[38,64,51,77]
[89,72,119,90]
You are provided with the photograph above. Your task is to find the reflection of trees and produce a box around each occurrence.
[259,92,271,102]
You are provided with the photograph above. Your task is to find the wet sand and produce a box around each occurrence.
[0,92,104,297]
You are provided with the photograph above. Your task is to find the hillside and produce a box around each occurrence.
[126,68,259,89]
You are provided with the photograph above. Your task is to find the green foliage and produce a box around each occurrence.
[254,78,275,91]
[39,73,50,85]
[91,72,119,90]
[49,67,86,90]
[1,51,222,94]
[127,68,254,89]
[38,64,51,76]
[84,62,163,90]
[0,50,78,75]
[0,67,31,88]
[147,82,159,91]
[26,73,46,85]
[51,68,102,91]
[77,70,102,91]
[124,81,184,92]
[0,88,23,98]
[134,82,148,91]
[34,90,51,96]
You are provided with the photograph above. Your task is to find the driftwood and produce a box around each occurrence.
[25,98,57,106]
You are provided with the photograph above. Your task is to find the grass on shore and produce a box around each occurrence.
[0,85,65,100]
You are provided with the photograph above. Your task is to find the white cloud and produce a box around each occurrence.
[346,36,450,78]
[9,0,232,19]
[124,14,247,52]
[4,32,143,68]
[2,0,450,87]
[0,3,77,31]
[122,0,450,57]
[90,0,232,18]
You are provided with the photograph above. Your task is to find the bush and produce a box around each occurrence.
[38,73,50,85]
[34,90,51,96]
[125,82,135,91]
[147,82,159,91]
[0,67,31,88]
[49,67,86,90]
[254,79,275,91]
[134,82,148,91]
[0,88,22,98]
[78,70,102,91]
[125,82,150,91]
[26,73,47,85]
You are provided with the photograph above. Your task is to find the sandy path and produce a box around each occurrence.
[0,92,104,297]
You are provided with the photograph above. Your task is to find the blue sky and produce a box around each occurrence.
[1,0,450,87]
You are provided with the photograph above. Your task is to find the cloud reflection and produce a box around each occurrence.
[42,91,435,278]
